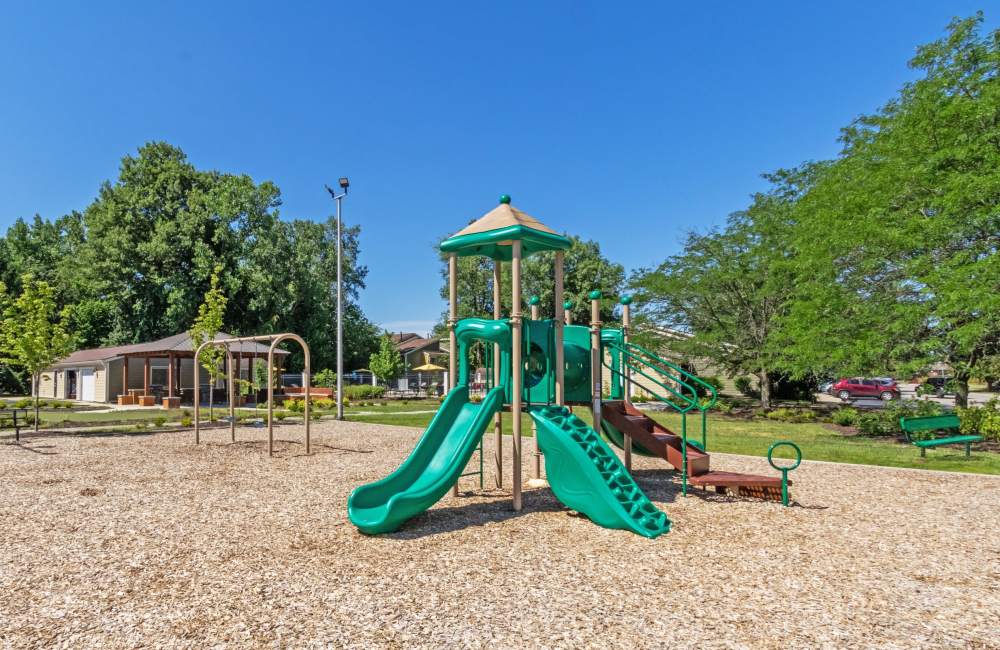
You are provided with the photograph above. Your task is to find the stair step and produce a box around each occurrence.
[688,471,786,487]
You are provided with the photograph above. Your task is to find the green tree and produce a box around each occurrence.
[189,267,228,420]
[781,14,1000,406]
[369,334,404,386]
[629,171,805,408]
[435,234,626,333]
[0,276,75,430]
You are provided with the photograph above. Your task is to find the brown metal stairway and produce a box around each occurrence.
[602,400,787,501]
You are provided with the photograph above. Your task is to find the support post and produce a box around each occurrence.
[589,291,603,438]
[493,258,503,489]
[167,352,175,399]
[554,252,565,407]
[143,357,150,395]
[529,296,541,481]
[448,253,459,497]
[227,346,236,442]
[621,296,633,471]
[511,240,523,511]
[564,300,573,326]
[122,356,129,400]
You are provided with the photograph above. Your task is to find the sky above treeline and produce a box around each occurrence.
[2,2,995,335]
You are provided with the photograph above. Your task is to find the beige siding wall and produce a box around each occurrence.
[37,371,58,399]
[93,367,107,402]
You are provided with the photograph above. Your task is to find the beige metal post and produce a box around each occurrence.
[511,240,523,511]
[621,297,633,471]
[267,333,311,456]
[226,346,236,442]
[493,259,503,489]
[590,292,603,437]
[448,253,459,497]
[530,298,541,481]
[554,252,565,407]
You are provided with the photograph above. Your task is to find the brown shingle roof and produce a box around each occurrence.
[51,332,289,367]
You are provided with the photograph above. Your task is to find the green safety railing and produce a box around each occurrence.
[601,338,718,496]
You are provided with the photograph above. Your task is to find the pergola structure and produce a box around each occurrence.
[110,332,289,408]
[439,195,572,511]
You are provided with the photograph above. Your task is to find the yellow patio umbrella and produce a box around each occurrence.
[411,363,446,371]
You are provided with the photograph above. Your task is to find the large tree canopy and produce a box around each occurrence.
[0,142,378,373]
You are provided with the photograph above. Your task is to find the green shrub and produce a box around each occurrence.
[694,375,724,398]
[734,377,759,399]
[275,411,287,421]
[14,398,34,409]
[765,408,797,422]
[469,394,483,403]
[313,368,337,389]
[0,401,6,410]
[830,408,858,426]
[315,398,335,410]
[856,412,886,435]
[958,399,1000,442]
[153,416,167,427]
[344,385,386,400]
[286,398,305,413]
[180,416,192,427]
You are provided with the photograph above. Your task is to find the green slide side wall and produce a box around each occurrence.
[531,405,671,538]
[347,385,504,534]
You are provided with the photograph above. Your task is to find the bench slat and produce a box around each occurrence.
[899,414,960,432]
[913,435,982,448]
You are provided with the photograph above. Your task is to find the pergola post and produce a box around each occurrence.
[511,240,523,511]
[554,252,565,407]
[143,357,150,396]
[493,258,503,489]
[227,346,236,442]
[167,353,175,399]
[448,252,459,497]
[621,296,633,471]
[121,356,129,403]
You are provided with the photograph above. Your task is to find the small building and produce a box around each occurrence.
[391,332,448,369]
[37,332,289,406]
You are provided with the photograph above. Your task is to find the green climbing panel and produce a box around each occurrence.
[530,405,671,538]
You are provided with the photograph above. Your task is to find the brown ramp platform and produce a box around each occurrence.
[602,401,788,502]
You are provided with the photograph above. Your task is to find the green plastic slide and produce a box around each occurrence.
[530,405,671,538]
[348,384,504,535]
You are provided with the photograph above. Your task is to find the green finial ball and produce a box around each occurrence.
[529,295,540,305]
[563,300,573,310]
[588,290,602,300]
[620,295,633,305]
[499,194,511,204]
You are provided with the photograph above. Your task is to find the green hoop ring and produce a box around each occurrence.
[768,441,802,471]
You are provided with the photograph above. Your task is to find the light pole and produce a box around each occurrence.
[325,177,349,420]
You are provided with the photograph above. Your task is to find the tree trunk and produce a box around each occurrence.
[34,371,40,432]
[758,369,771,410]
[954,373,970,408]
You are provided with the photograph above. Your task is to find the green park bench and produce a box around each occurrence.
[0,408,29,442]
[899,414,981,457]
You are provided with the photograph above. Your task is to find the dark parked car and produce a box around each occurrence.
[831,377,900,401]
[920,376,954,397]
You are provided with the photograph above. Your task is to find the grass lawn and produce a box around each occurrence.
[345,400,1000,476]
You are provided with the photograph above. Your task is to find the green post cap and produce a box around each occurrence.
[563,300,573,310]
[588,290,602,301]
[528,295,540,305]
[620,295,633,305]
[499,194,511,204]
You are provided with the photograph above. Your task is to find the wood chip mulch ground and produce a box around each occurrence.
[2,421,999,648]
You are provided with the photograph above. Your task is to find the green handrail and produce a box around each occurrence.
[625,342,719,410]
[601,351,699,414]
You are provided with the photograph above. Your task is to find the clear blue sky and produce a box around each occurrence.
[2,2,994,335]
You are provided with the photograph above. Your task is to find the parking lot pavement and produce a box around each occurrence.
[815,382,997,408]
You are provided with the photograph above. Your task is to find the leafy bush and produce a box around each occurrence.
[0,401,6,410]
[734,376,759,399]
[958,399,1000,442]
[286,398,305,413]
[344,385,386,400]
[153,416,167,427]
[180,416,192,427]
[830,408,858,426]
[693,375,724,398]
[764,407,816,423]
[770,373,818,402]
[313,368,337,389]
[314,398,335,411]
[14,398,34,409]
[470,394,483,403]
[275,411,287,421]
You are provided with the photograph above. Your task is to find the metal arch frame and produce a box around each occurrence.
[193,333,311,457]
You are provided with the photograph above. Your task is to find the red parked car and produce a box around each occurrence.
[831,378,900,401]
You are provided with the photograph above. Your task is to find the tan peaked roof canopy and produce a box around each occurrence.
[50,331,290,368]
[450,202,558,238]
[439,196,571,261]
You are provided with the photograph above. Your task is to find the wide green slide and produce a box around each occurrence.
[348,384,504,534]
[531,405,671,538]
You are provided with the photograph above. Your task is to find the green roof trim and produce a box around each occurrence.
[440,224,571,261]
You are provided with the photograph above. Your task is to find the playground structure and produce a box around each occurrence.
[348,197,797,537]
[193,333,312,456]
